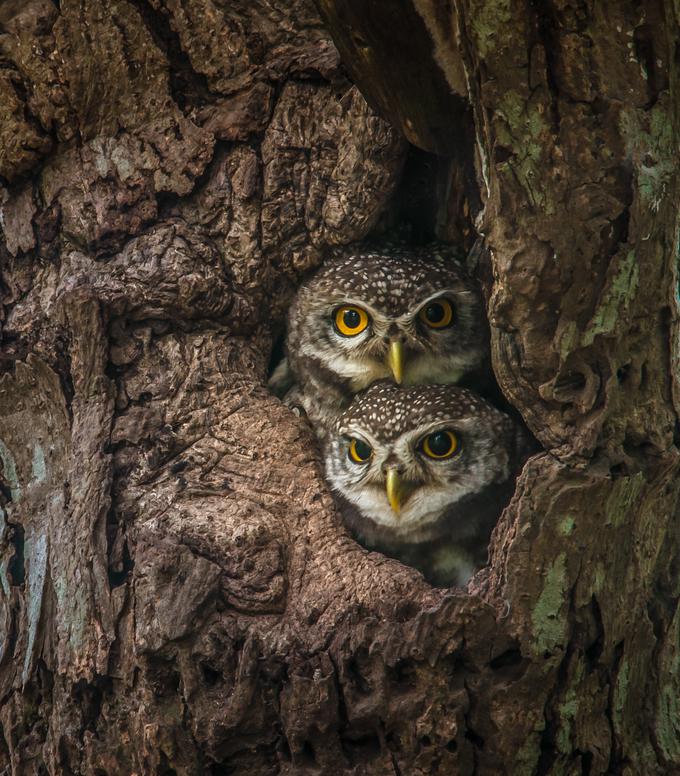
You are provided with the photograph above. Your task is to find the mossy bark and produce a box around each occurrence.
[0,0,679,774]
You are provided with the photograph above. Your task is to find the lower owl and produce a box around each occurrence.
[322,382,525,587]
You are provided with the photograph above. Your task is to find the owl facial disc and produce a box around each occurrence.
[323,381,518,544]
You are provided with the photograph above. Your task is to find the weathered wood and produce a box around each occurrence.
[315,0,680,773]
[0,0,679,774]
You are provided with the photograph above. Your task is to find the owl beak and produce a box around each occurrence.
[385,466,408,515]
[387,339,404,384]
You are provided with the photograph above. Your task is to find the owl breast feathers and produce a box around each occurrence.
[269,245,488,434]
[322,382,524,587]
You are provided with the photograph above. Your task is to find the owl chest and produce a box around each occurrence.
[339,480,512,551]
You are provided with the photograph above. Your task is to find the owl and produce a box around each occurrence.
[269,244,487,433]
[322,381,524,587]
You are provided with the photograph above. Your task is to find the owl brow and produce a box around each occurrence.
[339,427,380,448]
[411,420,463,441]
[324,298,383,318]
[398,287,466,319]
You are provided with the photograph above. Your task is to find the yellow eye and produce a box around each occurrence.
[419,298,454,329]
[421,430,459,459]
[348,438,373,463]
[334,305,370,337]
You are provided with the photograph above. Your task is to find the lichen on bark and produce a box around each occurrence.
[0,0,679,774]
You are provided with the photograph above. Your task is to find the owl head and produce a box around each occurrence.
[284,246,486,421]
[323,381,518,545]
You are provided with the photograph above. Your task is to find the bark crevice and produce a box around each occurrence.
[0,0,679,773]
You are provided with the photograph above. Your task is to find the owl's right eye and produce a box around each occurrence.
[333,305,370,337]
[420,429,459,459]
[418,298,454,329]
[348,438,373,463]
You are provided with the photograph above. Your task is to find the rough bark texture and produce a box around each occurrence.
[0,1,679,775]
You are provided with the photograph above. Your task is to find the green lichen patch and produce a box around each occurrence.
[655,606,680,761]
[0,439,21,502]
[612,655,630,725]
[620,103,676,214]
[531,552,569,655]
[494,90,553,212]
[511,720,545,774]
[31,443,46,485]
[469,0,512,59]
[556,687,580,753]
[582,250,639,346]
[23,531,48,683]
[604,473,645,528]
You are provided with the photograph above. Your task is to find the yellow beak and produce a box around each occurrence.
[387,339,404,384]
[385,467,405,515]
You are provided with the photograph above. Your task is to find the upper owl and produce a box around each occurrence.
[270,244,487,431]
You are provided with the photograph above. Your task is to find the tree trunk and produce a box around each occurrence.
[1,0,679,774]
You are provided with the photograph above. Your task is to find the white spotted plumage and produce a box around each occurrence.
[322,382,522,587]
[270,244,488,434]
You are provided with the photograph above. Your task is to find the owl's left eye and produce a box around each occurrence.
[348,438,373,463]
[418,298,454,329]
[334,305,370,337]
[420,429,459,459]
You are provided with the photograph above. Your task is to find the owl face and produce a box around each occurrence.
[287,248,486,402]
[323,382,515,542]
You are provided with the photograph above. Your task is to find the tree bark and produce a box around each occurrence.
[1,1,679,775]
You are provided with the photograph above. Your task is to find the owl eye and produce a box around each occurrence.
[334,305,370,337]
[419,298,454,329]
[421,430,459,459]
[348,437,373,463]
